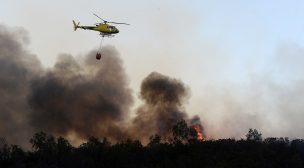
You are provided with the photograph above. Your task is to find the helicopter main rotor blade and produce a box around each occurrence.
[93,13,129,25]
[93,13,106,22]
[108,21,130,25]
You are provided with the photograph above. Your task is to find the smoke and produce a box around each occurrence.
[0,24,203,147]
[130,72,203,141]
[3,20,304,149]
[0,23,135,145]
[28,48,134,142]
[196,44,304,139]
[0,24,42,147]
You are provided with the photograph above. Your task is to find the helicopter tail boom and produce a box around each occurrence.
[73,20,80,31]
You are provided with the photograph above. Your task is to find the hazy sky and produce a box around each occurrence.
[1,0,304,139]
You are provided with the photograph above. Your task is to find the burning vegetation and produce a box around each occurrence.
[191,124,204,140]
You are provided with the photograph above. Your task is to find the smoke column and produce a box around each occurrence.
[28,48,134,142]
[0,24,41,147]
[130,72,203,141]
[0,24,203,147]
[0,24,135,145]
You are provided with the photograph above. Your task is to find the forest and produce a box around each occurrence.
[1,120,304,168]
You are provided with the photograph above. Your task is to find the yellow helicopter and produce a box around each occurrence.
[73,13,129,60]
[73,13,129,37]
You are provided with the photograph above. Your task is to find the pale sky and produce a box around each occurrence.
[1,0,304,139]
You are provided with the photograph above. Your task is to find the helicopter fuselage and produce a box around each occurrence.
[73,21,119,35]
[93,24,119,34]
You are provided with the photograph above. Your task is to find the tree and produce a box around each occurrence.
[148,134,162,147]
[30,132,56,152]
[172,119,200,144]
[57,136,72,156]
[188,126,199,140]
[10,145,26,166]
[102,137,111,147]
[172,120,190,143]
[0,141,10,164]
[246,128,262,142]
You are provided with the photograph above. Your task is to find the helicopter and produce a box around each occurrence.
[73,13,129,60]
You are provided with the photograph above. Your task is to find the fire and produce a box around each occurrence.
[191,124,204,140]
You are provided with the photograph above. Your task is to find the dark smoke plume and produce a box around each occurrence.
[28,48,134,142]
[131,72,202,141]
[0,24,41,147]
[0,24,134,145]
[0,24,203,147]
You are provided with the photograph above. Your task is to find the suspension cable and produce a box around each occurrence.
[99,36,104,52]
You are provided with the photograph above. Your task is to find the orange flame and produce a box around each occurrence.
[191,124,204,140]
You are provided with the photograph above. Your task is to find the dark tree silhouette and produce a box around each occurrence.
[1,127,304,167]
[246,128,262,141]
[148,134,162,147]
[30,131,56,152]
[172,120,199,144]
[172,120,189,143]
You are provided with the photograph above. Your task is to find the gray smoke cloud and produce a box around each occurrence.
[0,24,202,147]
[130,72,203,142]
[0,24,42,147]
[0,24,135,146]
[28,48,134,142]
[197,44,304,139]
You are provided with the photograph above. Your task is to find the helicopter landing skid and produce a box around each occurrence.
[100,33,115,38]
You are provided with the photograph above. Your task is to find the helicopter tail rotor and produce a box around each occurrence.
[73,20,80,31]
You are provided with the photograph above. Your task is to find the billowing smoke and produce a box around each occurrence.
[0,24,41,147]
[28,48,134,142]
[0,24,202,147]
[130,72,203,141]
[0,24,135,145]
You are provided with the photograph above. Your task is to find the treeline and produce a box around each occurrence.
[1,121,304,168]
